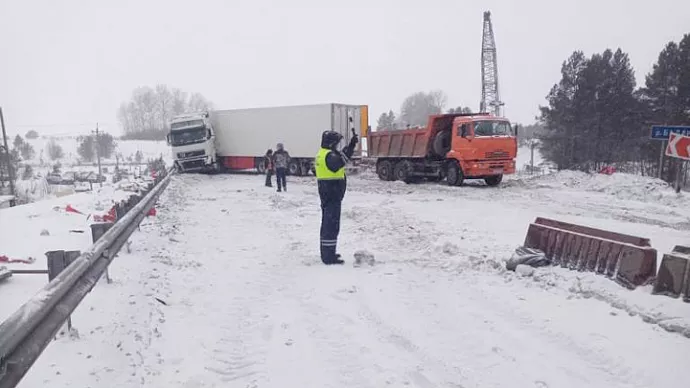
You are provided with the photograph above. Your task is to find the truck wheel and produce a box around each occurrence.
[255,158,267,174]
[484,174,503,187]
[432,130,452,157]
[394,161,413,183]
[210,160,221,174]
[288,160,302,176]
[300,162,311,176]
[376,160,394,181]
[446,162,464,186]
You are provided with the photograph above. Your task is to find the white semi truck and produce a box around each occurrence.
[167,103,369,175]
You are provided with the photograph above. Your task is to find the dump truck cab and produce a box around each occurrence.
[446,114,517,185]
[368,112,517,187]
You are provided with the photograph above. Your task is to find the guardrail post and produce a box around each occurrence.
[117,201,126,219]
[90,223,114,283]
[46,250,66,282]
[46,250,81,332]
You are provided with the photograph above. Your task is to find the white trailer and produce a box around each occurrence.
[168,103,369,175]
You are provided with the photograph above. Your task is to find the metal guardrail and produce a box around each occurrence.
[0,169,173,388]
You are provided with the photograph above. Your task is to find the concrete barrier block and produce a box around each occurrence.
[653,247,690,300]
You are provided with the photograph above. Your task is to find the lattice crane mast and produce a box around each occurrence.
[480,11,504,116]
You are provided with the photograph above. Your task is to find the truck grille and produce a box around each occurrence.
[177,150,205,159]
[485,150,509,159]
[181,159,206,170]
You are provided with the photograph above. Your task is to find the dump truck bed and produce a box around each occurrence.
[367,128,431,158]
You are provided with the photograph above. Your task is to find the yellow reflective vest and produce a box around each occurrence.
[315,148,345,180]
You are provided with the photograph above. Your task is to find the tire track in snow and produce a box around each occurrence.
[140,175,298,387]
[118,173,687,388]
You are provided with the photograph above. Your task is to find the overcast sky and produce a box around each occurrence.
[0,0,688,136]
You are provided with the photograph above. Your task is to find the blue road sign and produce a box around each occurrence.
[650,125,690,140]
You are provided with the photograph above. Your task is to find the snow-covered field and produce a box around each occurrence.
[4,137,171,203]
[1,167,688,388]
[19,136,171,166]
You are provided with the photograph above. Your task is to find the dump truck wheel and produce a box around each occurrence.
[446,162,464,186]
[394,161,413,183]
[376,160,394,181]
[288,160,302,176]
[485,174,503,187]
[432,130,452,157]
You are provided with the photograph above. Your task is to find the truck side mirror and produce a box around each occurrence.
[166,133,171,145]
[460,124,468,138]
[514,124,519,137]
[207,129,212,139]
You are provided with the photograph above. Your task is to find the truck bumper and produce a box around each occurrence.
[461,159,516,177]
[176,156,213,172]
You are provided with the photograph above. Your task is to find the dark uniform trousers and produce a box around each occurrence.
[318,180,345,262]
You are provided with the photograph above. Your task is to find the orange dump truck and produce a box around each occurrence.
[367,113,518,186]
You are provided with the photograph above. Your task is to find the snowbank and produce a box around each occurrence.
[506,170,683,204]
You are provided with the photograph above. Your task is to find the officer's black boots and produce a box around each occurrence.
[320,247,344,265]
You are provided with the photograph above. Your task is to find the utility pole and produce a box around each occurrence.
[0,107,17,206]
[530,139,536,175]
[93,123,103,188]
[658,141,665,179]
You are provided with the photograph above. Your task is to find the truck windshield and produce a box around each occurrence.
[170,127,207,146]
[473,121,512,137]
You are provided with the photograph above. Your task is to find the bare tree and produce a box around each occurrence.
[399,90,448,127]
[117,85,214,140]
[46,139,64,160]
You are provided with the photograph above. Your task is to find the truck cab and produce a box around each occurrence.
[167,112,219,173]
[446,115,517,185]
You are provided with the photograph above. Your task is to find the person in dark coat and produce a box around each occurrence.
[314,130,358,265]
[264,149,274,187]
[272,143,290,192]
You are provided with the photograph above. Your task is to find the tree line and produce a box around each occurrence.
[538,33,690,182]
[0,131,118,184]
[117,85,213,141]
[375,90,473,130]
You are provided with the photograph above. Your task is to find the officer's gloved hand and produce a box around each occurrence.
[349,134,359,146]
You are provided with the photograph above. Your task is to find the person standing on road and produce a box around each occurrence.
[264,149,274,187]
[272,143,290,192]
[315,130,358,265]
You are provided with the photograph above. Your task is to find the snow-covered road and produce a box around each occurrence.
[13,171,690,388]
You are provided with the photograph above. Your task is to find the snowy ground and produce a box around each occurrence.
[2,168,688,388]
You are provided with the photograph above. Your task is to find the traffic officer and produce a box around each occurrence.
[315,129,358,265]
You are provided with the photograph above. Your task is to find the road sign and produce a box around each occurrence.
[665,132,690,161]
[650,125,690,140]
